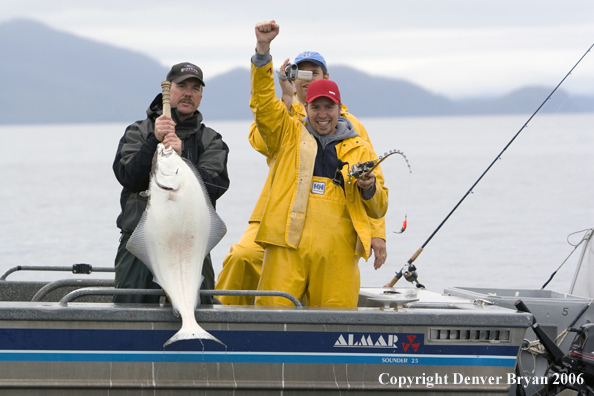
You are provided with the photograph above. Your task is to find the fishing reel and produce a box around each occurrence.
[348,161,375,179]
[395,264,425,289]
[384,263,425,289]
[347,149,411,180]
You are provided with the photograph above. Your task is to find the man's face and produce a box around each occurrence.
[294,62,328,104]
[305,96,340,136]
[170,78,203,120]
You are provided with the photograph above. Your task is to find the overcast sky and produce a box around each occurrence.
[2,0,593,98]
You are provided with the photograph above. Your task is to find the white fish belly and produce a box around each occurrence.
[145,163,210,314]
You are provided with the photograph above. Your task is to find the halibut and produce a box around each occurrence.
[127,143,226,347]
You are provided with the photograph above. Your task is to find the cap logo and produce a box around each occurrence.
[301,51,312,57]
[329,91,336,96]
[181,65,199,74]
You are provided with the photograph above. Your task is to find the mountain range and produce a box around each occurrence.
[0,19,592,125]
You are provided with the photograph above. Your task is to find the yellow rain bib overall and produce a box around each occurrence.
[215,222,263,305]
[255,176,360,308]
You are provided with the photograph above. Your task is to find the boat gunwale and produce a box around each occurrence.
[0,300,533,328]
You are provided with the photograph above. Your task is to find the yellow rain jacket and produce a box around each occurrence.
[248,97,387,242]
[250,60,388,260]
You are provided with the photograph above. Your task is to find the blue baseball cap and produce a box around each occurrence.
[294,51,327,73]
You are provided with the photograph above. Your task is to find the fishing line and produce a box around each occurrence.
[202,181,230,191]
[385,41,594,289]
[540,228,593,290]
[384,151,412,235]
[394,154,412,234]
[554,93,574,115]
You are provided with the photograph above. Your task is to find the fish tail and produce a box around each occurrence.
[163,323,225,347]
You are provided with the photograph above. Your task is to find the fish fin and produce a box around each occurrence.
[182,158,227,252]
[207,210,227,254]
[163,323,225,347]
[152,276,162,288]
[195,276,204,309]
[126,211,155,273]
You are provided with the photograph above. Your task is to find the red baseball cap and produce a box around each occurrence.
[306,79,341,104]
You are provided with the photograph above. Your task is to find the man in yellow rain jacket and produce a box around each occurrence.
[215,45,387,306]
[248,20,388,307]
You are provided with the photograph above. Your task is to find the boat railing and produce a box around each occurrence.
[32,279,115,302]
[0,264,116,302]
[1,265,302,308]
[59,288,303,308]
[204,290,303,308]
[0,264,114,280]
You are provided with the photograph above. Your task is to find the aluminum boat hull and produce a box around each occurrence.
[0,285,531,395]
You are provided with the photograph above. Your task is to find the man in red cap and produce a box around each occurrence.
[216,37,388,308]
[248,20,389,307]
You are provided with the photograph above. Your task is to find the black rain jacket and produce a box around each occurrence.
[113,94,230,233]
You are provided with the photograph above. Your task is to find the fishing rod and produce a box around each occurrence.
[347,149,411,180]
[386,42,594,289]
[540,228,592,290]
[347,149,413,234]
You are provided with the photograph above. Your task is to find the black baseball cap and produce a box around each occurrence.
[166,62,205,86]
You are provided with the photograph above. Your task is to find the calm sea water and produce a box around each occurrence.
[1,113,593,294]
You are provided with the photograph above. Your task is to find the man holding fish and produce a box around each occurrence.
[113,62,230,304]
[247,20,389,307]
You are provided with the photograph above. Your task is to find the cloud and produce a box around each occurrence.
[1,0,593,96]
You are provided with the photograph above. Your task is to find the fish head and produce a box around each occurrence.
[153,143,183,191]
